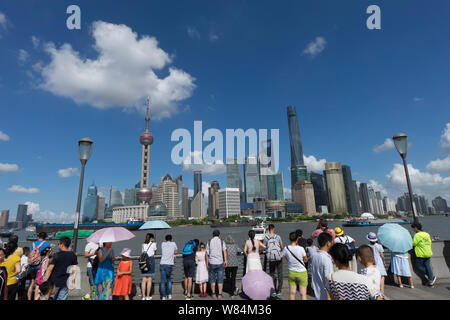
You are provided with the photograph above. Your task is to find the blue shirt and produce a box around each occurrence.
[311,250,334,300]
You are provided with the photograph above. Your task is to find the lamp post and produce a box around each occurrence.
[73,138,93,253]
[392,133,418,225]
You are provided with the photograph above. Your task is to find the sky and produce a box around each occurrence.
[1,0,450,223]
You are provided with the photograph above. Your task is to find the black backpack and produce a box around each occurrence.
[138,243,153,272]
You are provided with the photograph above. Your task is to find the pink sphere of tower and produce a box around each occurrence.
[140,132,154,146]
[136,187,152,203]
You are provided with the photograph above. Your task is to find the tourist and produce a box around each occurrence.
[8,235,23,257]
[326,243,379,300]
[310,219,336,242]
[357,245,383,299]
[411,222,436,286]
[0,242,21,300]
[34,247,53,299]
[281,232,308,300]
[182,238,199,300]
[296,229,308,249]
[160,234,177,300]
[367,232,387,295]
[195,243,209,297]
[334,227,357,272]
[391,251,414,289]
[92,242,115,300]
[206,229,228,299]
[43,237,78,300]
[305,238,317,295]
[244,230,266,273]
[83,241,99,300]
[27,232,51,300]
[263,224,284,297]
[113,248,133,300]
[224,235,241,296]
[141,233,157,300]
[17,246,29,300]
[310,232,334,300]
[0,249,7,300]
[36,280,56,301]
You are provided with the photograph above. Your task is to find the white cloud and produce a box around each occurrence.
[373,138,394,153]
[24,201,40,215]
[440,123,450,154]
[31,35,40,48]
[302,37,326,57]
[209,33,219,42]
[36,21,196,120]
[426,155,450,173]
[0,163,19,173]
[303,154,326,172]
[7,185,40,194]
[58,167,79,178]
[0,130,10,141]
[368,179,387,196]
[413,97,424,102]
[18,49,29,65]
[33,210,76,224]
[187,27,200,39]
[0,11,7,30]
[182,151,226,175]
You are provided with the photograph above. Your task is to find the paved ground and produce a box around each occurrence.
[69,280,450,300]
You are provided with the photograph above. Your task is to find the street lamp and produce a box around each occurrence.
[392,133,418,224]
[73,137,93,253]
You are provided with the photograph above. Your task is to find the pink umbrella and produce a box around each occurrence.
[86,227,135,243]
[242,270,274,300]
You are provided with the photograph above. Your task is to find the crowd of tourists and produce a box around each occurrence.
[0,219,437,301]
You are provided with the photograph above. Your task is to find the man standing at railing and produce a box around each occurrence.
[206,230,227,299]
[411,223,436,286]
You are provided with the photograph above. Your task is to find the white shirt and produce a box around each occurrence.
[325,269,376,300]
[160,241,178,265]
[334,235,355,245]
[282,245,307,273]
[142,242,157,257]
[84,242,99,268]
[361,266,381,298]
[20,255,28,269]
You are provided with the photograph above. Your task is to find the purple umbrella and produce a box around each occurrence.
[242,270,274,300]
[86,227,135,244]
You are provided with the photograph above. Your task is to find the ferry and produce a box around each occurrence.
[343,218,410,227]
[36,219,144,233]
[25,225,36,232]
[252,221,268,241]
[27,229,95,241]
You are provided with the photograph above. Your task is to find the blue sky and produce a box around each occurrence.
[1,0,450,222]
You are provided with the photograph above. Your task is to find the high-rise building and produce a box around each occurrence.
[432,196,448,213]
[124,187,139,206]
[323,162,348,214]
[253,197,266,217]
[109,186,123,207]
[158,175,180,218]
[267,172,284,201]
[194,171,202,198]
[292,181,317,216]
[0,210,9,228]
[359,183,371,213]
[190,191,206,218]
[175,175,189,218]
[208,181,220,218]
[352,180,362,214]
[258,139,275,199]
[97,196,106,221]
[243,155,261,203]
[341,165,359,215]
[310,172,328,211]
[227,158,243,203]
[218,188,240,218]
[16,204,28,223]
[83,182,99,223]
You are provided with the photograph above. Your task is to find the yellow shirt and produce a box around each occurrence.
[0,255,21,286]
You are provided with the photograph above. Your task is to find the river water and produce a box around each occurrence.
[9,215,450,283]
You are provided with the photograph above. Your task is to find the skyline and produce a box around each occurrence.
[1,1,450,222]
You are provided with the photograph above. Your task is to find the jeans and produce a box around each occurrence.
[52,286,69,300]
[87,267,95,286]
[160,264,173,297]
[225,267,238,293]
[269,260,283,293]
[414,257,434,281]
[209,264,224,284]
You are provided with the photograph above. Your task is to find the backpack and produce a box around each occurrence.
[182,240,196,256]
[342,236,357,256]
[138,243,153,272]
[265,234,282,261]
[36,257,52,286]
[29,241,46,266]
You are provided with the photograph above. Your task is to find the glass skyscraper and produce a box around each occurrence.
[109,186,123,207]
[194,171,202,198]
[359,183,371,213]
[310,172,328,210]
[83,182,98,223]
[341,165,359,215]
[244,155,261,203]
[287,106,308,193]
[226,158,243,202]
[323,162,348,214]
[267,172,284,201]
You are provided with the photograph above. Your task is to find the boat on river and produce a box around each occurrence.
[343,218,410,227]
[36,219,144,233]
[251,221,268,241]
[27,229,95,241]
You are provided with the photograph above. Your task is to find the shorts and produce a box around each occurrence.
[209,264,224,284]
[141,256,155,277]
[29,268,38,281]
[288,270,308,288]
[183,259,196,278]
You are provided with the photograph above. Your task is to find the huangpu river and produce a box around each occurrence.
[12,215,450,283]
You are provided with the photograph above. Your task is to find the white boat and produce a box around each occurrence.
[252,222,267,241]
[25,225,36,232]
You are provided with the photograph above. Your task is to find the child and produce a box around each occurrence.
[391,252,414,289]
[34,247,53,300]
[113,248,133,300]
[37,280,56,300]
[357,245,383,300]
[366,232,387,295]
[195,243,209,297]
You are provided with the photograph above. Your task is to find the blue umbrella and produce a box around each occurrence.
[377,223,412,253]
[139,220,171,230]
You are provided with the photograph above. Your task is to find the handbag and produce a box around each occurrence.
[286,246,306,269]
[330,273,343,300]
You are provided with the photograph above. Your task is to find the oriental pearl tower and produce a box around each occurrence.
[136,97,154,204]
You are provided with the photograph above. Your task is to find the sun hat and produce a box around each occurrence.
[334,227,344,237]
[120,248,132,258]
[366,232,378,242]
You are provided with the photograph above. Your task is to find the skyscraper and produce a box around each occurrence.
[218,188,240,218]
[158,175,180,218]
[432,196,448,213]
[341,165,359,215]
[267,172,284,201]
[227,158,243,203]
[97,196,106,221]
[190,191,206,218]
[175,175,189,218]
[109,186,123,207]
[0,210,9,228]
[208,181,220,218]
[136,98,154,204]
[359,183,371,213]
[323,162,348,214]
[83,182,99,223]
[243,155,261,203]
[352,180,362,214]
[259,139,274,199]
[292,181,317,216]
[310,172,328,211]
[287,106,308,193]
[16,204,28,223]
[194,170,202,198]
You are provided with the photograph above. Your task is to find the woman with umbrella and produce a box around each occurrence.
[92,242,115,300]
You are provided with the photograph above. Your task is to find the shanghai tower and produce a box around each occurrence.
[287,106,308,194]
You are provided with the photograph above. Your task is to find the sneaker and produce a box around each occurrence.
[82,294,91,300]
[162,297,167,300]
[276,292,282,296]
[430,276,436,286]
[168,295,172,300]
[142,296,147,300]
[183,290,188,297]
[147,296,153,300]
[212,294,218,300]
[198,293,203,298]
[233,288,240,296]
[217,294,224,299]
[186,295,193,300]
